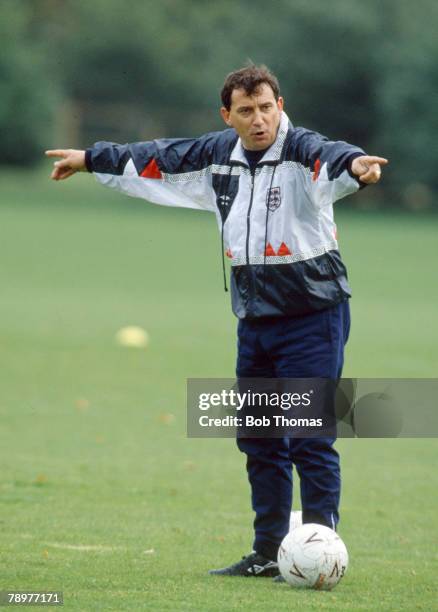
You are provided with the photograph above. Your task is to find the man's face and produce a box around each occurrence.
[220,83,284,151]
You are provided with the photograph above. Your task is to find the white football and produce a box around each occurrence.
[278,523,348,590]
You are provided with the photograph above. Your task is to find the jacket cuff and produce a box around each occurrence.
[84,148,93,173]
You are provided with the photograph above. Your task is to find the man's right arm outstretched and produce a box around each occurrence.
[45,134,227,213]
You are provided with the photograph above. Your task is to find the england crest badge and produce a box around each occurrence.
[266,186,281,211]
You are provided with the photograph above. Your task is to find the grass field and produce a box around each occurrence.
[0,169,437,610]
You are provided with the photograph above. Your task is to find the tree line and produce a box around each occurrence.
[1,0,437,207]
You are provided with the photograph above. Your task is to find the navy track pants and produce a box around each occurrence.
[236,301,350,561]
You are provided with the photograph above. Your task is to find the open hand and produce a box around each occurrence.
[45,149,86,180]
[351,155,388,184]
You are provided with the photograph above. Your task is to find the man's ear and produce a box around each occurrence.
[220,107,232,127]
[277,97,284,112]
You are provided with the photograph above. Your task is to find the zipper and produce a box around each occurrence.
[245,169,256,310]
[245,170,255,265]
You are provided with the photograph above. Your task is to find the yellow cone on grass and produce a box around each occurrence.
[115,326,149,348]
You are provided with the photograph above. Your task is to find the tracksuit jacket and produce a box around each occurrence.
[85,111,365,319]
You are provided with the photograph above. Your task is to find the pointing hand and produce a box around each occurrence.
[45,149,86,180]
[351,155,388,184]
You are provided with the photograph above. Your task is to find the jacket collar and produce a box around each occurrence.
[229,111,291,165]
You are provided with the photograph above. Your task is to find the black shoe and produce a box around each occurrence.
[209,551,279,577]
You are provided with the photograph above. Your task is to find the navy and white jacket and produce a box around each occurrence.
[85,112,365,319]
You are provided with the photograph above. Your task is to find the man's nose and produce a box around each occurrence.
[252,110,264,126]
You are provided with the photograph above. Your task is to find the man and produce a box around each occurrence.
[46,64,387,578]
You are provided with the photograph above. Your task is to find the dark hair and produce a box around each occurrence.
[221,64,280,111]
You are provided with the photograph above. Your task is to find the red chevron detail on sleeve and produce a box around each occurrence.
[265,243,276,256]
[140,158,162,179]
[277,242,292,256]
[312,158,321,182]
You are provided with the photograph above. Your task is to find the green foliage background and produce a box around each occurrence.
[1,0,438,205]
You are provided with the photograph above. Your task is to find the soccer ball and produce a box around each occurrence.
[278,523,348,590]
